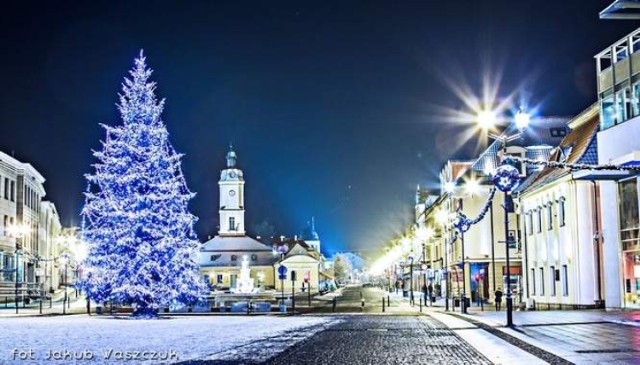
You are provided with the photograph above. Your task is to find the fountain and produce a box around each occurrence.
[232,255,255,294]
[213,255,276,312]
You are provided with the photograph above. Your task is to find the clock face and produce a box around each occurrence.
[229,190,236,196]
[229,171,236,178]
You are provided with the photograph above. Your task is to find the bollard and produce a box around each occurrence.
[361,298,365,311]
[387,295,390,307]
[39,298,43,314]
[332,297,337,312]
[87,299,91,315]
[382,296,386,312]
[49,296,52,308]
[419,297,422,312]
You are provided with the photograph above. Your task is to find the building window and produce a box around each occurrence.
[10,181,15,202]
[550,266,556,296]
[601,91,616,129]
[536,209,542,233]
[251,254,257,261]
[229,217,236,231]
[3,178,8,200]
[632,82,640,118]
[562,265,569,296]
[547,203,553,230]
[527,213,533,236]
[210,254,221,261]
[230,255,237,261]
[217,274,223,284]
[558,198,566,227]
[540,267,545,295]
[531,268,536,295]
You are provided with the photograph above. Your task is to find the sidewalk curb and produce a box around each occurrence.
[447,312,574,365]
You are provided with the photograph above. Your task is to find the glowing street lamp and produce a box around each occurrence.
[477,109,497,130]
[514,109,531,131]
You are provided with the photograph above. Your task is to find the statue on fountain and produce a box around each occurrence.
[232,255,256,294]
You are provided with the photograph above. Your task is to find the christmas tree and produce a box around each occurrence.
[81,51,206,317]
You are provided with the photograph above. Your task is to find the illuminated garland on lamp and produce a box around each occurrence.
[453,162,519,234]
[508,156,640,172]
[452,155,640,235]
[453,186,497,233]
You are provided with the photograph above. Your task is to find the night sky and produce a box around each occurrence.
[1,1,637,257]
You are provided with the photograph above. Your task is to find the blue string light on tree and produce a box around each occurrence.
[492,163,521,192]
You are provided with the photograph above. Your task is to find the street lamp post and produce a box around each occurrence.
[7,224,28,314]
[61,253,69,315]
[478,108,530,327]
[408,254,415,306]
[460,227,467,314]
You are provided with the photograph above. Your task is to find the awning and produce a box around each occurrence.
[572,170,631,181]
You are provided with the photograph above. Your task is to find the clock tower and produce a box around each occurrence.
[218,146,245,236]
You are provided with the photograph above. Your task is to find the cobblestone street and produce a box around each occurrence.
[266,315,490,365]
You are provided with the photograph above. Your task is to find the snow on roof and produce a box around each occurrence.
[201,235,272,252]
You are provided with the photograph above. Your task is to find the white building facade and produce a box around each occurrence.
[0,150,62,300]
[595,28,640,309]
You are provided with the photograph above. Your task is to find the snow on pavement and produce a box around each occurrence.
[0,315,337,363]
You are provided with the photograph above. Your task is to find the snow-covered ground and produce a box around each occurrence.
[0,315,337,363]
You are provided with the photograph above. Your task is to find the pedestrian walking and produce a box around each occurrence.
[422,283,428,304]
[427,283,434,306]
[494,288,503,311]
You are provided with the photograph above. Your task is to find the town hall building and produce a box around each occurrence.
[199,147,322,293]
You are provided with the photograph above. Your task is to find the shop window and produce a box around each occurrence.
[619,178,639,251]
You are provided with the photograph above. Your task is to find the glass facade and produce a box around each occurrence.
[619,178,640,308]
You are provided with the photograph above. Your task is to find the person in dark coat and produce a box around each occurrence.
[494,288,504,311]
[427,283,434,305]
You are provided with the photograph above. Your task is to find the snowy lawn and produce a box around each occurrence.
[0,315,336,363]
